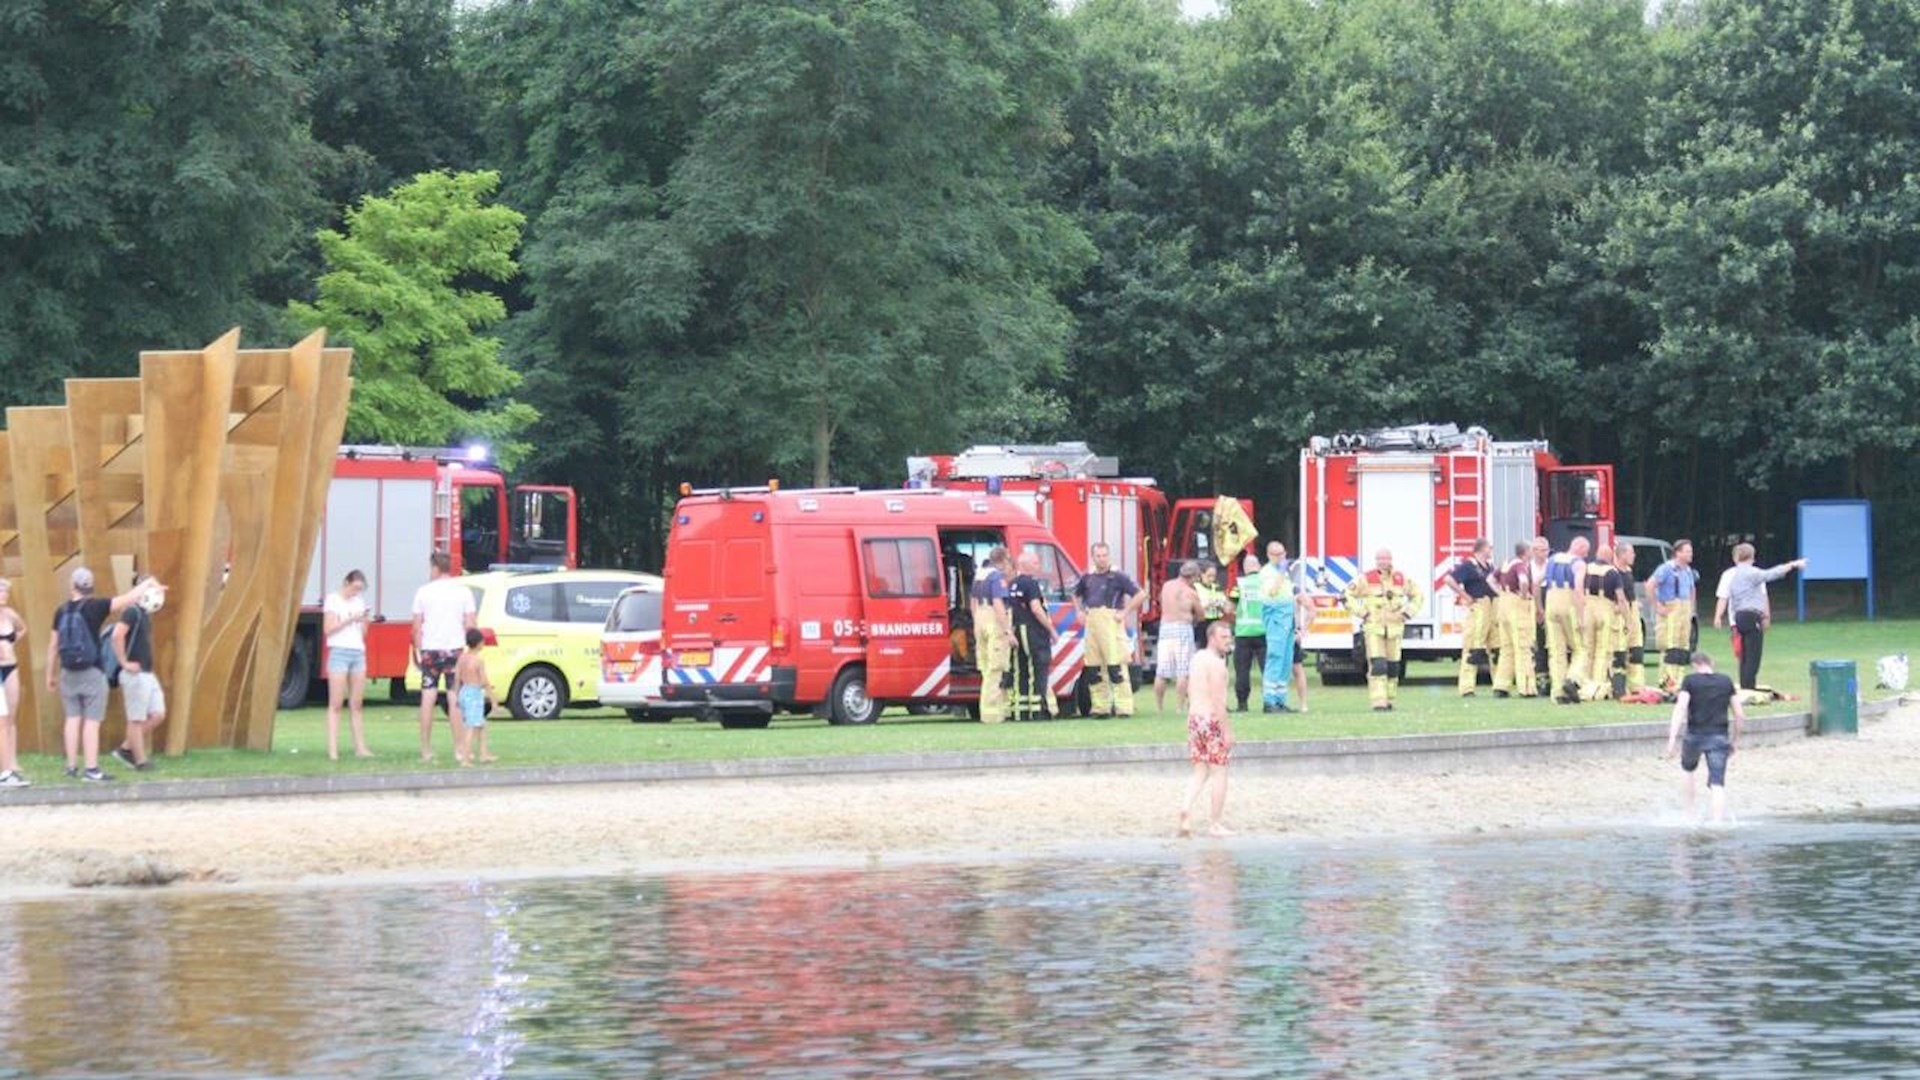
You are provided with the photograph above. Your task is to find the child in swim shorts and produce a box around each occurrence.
[455,627,496,766]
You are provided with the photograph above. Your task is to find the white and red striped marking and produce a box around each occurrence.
[665,645,773,686]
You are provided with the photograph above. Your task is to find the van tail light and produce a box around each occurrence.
[771,620,788,651]
[480,627,499,647]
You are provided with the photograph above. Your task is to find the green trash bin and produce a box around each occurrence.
[1809,660,1858,736]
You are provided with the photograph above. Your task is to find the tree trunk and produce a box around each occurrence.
[812,401,832,488]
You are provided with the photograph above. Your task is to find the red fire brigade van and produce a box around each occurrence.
[285,445,579,705]
[1297,423,1614,679]
[906,443,1255,663]
[658,486,1088,727]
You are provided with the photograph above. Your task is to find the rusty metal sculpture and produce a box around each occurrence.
[0,330,351,754]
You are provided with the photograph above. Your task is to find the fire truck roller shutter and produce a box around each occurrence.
[1356,465,1436,631]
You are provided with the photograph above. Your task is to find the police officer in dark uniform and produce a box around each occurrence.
[1008,549,1059,720]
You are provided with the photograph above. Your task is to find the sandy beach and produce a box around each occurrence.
[2,705,1915,891]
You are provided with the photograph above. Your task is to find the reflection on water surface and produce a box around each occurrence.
[2,818,1917,1078]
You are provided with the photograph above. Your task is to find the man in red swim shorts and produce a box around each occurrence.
[1179,621,1236,838]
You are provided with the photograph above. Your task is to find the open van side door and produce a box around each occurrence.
[853,529,952,700]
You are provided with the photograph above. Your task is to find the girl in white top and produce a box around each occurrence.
[323,570,374,760]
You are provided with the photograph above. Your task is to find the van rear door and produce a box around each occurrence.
[853,529,951,700]
[664,503,774,683]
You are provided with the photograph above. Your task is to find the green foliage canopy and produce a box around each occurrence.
[291,169,534,447]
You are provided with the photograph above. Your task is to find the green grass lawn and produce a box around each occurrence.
[12,618,1912,787]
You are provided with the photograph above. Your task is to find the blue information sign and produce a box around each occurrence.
[1797,500,1873,620]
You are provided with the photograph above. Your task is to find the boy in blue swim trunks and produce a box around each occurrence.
[455,628,496,766]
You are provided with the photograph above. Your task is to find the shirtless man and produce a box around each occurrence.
[1178,621,1235,838]
[1154,560,1204,714]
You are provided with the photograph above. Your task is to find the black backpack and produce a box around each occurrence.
[56,602,101,672]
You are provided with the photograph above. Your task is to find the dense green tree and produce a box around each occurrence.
[474,0,1091,567]
[0,0,324,400]
[308,0,478,209]
[460,0,693,569]
[652,0,1093,486]
[290,170,534,446]
[1585,0,1920,563]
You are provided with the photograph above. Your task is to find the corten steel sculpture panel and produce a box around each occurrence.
[0,330,351,754]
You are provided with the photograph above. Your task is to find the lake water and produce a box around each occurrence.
[3,814,1918,1078]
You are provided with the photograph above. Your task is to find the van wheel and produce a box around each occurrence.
[827,667,879,725]
[627,708,668,724]
[509,666,568,720]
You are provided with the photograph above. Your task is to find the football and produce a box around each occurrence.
[138,588,166,614]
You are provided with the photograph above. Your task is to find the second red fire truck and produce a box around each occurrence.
[1296,423,1614,680]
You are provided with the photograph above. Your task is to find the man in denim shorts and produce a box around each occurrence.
[412,552,476,762]
[1663,651,1747,824]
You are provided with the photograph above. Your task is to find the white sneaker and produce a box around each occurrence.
[0,771,31,789]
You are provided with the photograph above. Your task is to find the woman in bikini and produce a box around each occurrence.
[0,578,27,787]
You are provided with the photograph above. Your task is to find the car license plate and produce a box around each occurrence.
[611,661,636,675]
[678,651,711,667]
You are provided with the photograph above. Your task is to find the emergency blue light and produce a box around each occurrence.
[986,476,1003,495]
[464,442,490,463]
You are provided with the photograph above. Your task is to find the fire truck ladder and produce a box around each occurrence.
[432,470,454,555]
[1445,453,1483,556]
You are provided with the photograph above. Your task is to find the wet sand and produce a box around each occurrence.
[2,705,1915,891]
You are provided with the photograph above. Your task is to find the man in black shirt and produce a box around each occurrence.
[1008,550,1058,721]
[1442,539,1500,697]
[1663,652,1746,823]
[111,575,165,772]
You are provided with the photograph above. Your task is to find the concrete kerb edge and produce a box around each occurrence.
[5,695,1904,808]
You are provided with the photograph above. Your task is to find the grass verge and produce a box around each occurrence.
[10,618,1910,787]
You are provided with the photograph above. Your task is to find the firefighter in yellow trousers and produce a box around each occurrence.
[1613,544,1646,695]
[1649,540,1699,691]
[1441,539,1500,696]
[1541,536,1590,703]
[1344,548,1422,712]
[1579,547,1627,701]
[1072,543,1144,717]
[971,547,1014,723]
[1491,541,1537,697]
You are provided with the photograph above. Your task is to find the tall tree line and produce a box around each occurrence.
[3,0,1917,599]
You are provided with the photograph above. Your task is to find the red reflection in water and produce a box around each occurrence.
[654,870,971,1070]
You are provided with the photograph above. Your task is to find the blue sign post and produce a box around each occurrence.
[1797,500,1873,621]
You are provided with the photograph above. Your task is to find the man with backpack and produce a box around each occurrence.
[45,567,165,782]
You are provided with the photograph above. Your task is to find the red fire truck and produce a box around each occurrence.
[906,443,1255,658]
[1297,423,1614,679]
[282,445,579,705]
[658,485,1089,727]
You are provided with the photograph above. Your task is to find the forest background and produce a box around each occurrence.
[4,0,1914,605]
